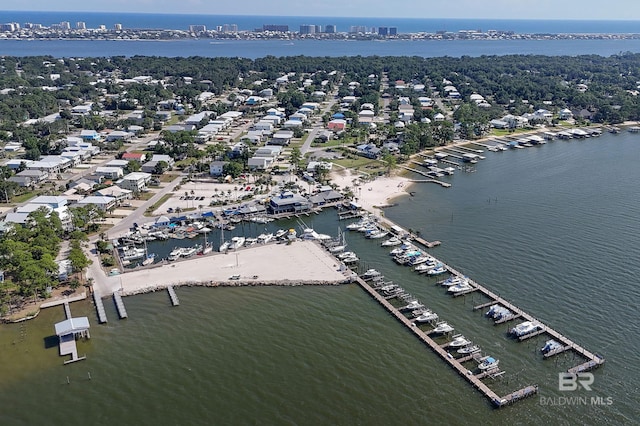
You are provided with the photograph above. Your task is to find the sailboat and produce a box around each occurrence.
[199,228,212,255]
[218,224,230,252]
[141,240,155,266]
[327,228,347,253]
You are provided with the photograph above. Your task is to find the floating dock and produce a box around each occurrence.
[354,275,538,408]
[113,292,128,319]
[93,289,108,323]
[167,286,179,306]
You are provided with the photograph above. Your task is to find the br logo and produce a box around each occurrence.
[559,373,594,391]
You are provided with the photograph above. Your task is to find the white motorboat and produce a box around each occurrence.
[541,339,563,354]
[427,264,447,275]
[361,269,381,279]
[447,281,474,294]
[448,335,472,348]
[328,244,346,253]
[181,246,197,257]
[510,321,542,337]
[229,236,246,250]
[381,236,402,246]
[477,356,499,371]
[244,237,258,247]
[400,300,424,311]
[341,254,359,264]
[409,255,432,266]
[300,228,332,241]
[257,233,274,244]
[168,247,184,261]
[218,241,230,252]
[439,276,465,287]
[457,344,481,355]
[414,263,431,273]
[274,229,287,239]
[338,251,357,259]
[432,321,454,334]
[414,311,438,323]
[366,229,388,239]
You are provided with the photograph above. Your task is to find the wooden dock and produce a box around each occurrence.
[167,286,180,306]
[399,166,452,187]
[93,290,107,323]
[473,301,497,311]
[439,261,605,372]
[63,301,72,319]
[113,292,128,319]
[354,276,537,408]
[413,236,442,249]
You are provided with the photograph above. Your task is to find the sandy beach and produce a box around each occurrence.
[329,168,413,212]
[90,240,351,296]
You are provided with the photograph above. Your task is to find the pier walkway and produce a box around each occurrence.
[354,276,537,408]
[113,292,128,319]
[93,289,107,323]
[399,166,452,187]
[167,286,179,306]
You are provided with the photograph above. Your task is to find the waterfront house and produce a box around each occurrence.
[356,143,381,159]
[559,108,573,120]
[268,191,312,214]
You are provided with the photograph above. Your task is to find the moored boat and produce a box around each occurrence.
[432,321,454,334]
[541,339,563,354]
[448,335,472,348]
[510,321,543,337]
[477,356,499,371]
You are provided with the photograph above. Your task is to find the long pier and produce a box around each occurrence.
[354,276,537,408]
[167,286,180,306]
[113,292,128,319]
[441,262,605,373]
[93,289,108,323]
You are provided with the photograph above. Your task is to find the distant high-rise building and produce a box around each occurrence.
[262,24,288,32]
[60,21,71,30]
[222,24,238,32]
[349,25,367,34]
[0,22,19,31]
[189,25,207,32]
[389,27,397,36]
[98,25,107,31]
[114,23,122,30]
[314,25,323,34]
[325,24,337,34]
[378,27,388,36]
[299,24,316,35]
[76,21,86,30]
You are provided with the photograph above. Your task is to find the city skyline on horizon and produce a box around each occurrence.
[1,0,640,21]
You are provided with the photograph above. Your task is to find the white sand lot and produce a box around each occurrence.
[105,240,349,296]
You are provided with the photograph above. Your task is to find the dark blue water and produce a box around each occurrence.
[2,11,640,34]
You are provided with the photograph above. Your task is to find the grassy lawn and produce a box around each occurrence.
[11,191,39,204]
[144,193,173,216]
[331,156,385,176]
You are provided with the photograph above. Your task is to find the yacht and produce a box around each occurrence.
[381,236,401,246]
[414,310,438,323]
[218,240,230,252]
[541,339,563,354]
[141,252,156,266]
[409,255,432,266]
[510,321,542,337]
[427,264,447,275]
[448,335,472,348]
[477,356,500,371]
[457,344,481,355]
[229,236,246,250]
[338,251,357,259]
[341,254,359,264]
[274,229,287,239]
[121,246,146,261]
[432,321,454,334]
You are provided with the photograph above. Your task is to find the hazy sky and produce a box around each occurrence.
[2,0,640,20]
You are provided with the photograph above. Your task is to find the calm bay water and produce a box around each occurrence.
[2,38,640,59]
[1,133,638,425]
